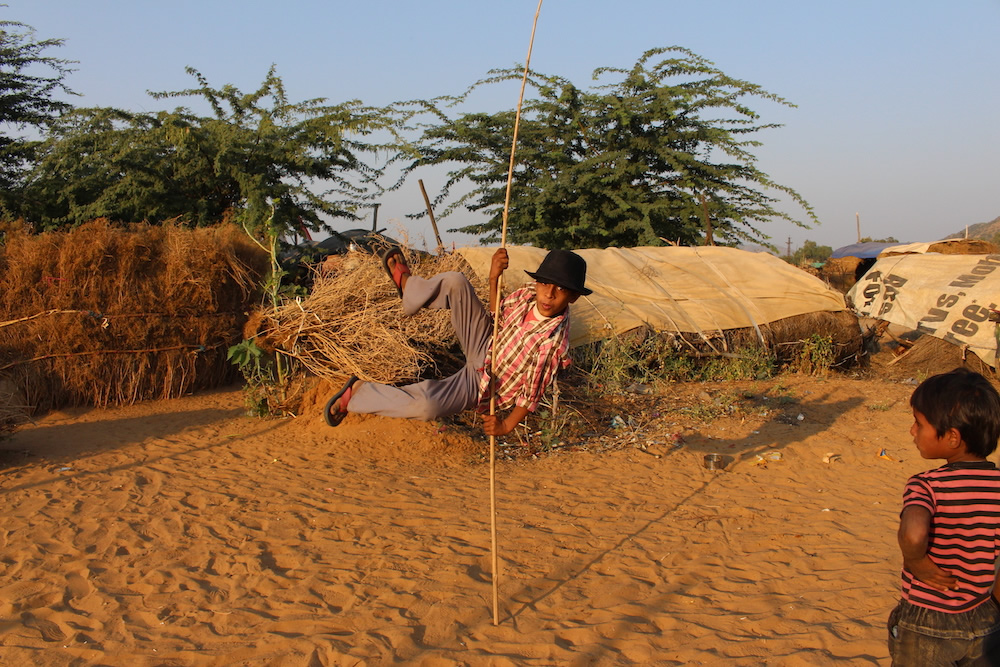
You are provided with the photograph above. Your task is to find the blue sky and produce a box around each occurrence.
[6,0,999,253]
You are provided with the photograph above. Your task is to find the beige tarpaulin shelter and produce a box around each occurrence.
[847,253,1000,368]
[456,246,849,348]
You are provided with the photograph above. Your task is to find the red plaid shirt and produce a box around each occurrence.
[478,286,571,412]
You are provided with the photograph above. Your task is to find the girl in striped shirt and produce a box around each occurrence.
[890,368,1000,665]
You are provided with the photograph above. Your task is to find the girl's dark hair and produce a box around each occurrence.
[910,368,1000,457]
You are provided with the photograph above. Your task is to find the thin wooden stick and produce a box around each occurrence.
[0,309,92,330]
[418,179,445,254]
[0,342,222,372]
[488,0,544,627]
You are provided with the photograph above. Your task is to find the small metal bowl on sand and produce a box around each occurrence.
[703,453,725,471]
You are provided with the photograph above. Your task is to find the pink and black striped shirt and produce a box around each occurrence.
[900,461,1000,613]
[478,286,571,412]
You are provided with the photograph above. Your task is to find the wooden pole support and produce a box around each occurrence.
[418,179,444,254]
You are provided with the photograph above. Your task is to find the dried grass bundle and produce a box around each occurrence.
[883,334,996,379]
[882,239,1000,256]
[0,220,269,410]
[757,310,863,363]
[256,250,486,384]
[820,256,864,294]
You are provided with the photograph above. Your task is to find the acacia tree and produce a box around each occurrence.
[0,18,75,190]
[406,47,817,249]
[8,66,397,239]
[789,240,833,265]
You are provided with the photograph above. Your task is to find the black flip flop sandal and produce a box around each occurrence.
[380,247,409,298]
[324,375,358,427]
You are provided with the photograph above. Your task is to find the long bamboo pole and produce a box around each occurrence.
[488,0,544,627]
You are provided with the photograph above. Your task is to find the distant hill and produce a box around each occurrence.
[943,215,1000,242]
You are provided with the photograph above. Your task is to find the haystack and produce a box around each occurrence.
[876,334,996,379]
[820,256,865,294]
[729,309,863,366]
[0,220,269,411]
[252,250,486,387]
[882,238,1000,256]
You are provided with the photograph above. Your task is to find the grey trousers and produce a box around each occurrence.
[348,272,492,420]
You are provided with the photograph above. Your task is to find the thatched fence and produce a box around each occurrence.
[0,220,269,413]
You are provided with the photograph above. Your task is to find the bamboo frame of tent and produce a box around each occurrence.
[488,0,544,626]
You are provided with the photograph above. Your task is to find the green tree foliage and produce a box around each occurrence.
[858,236,899,243]
[7,66,396,239]
[406,47,817,249]
[0,18,75,190]
[788,239,833,265]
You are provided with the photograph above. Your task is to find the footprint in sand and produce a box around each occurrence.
[83,524,119,558]
[0,580,48,605]
[136,516,172,545]
[182,492,209,510]
[65,571,92,600]
[101,489,130,513]
[134,469,166,507]
[21,610,67,642]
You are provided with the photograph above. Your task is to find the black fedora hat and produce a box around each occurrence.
[525,249,592,296]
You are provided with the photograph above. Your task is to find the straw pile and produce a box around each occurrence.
[253,250,486,386]
[0,220,269,411]
[878,334,997,380]
[820,256,865,294]
[757,310,864,366]
[883,239,1000,256]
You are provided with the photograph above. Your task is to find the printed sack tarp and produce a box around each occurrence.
[846,253,1000,367]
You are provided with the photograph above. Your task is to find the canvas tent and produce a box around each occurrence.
[847,253,1000,368]
[456,246,850,349]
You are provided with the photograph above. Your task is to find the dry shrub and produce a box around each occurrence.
[0,220,269,411]
[573,309,863,392]
[758,310,864,367]
[255,250,486,385]
[666,310,863,368]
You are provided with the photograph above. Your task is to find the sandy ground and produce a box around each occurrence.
[0,365,950,665]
